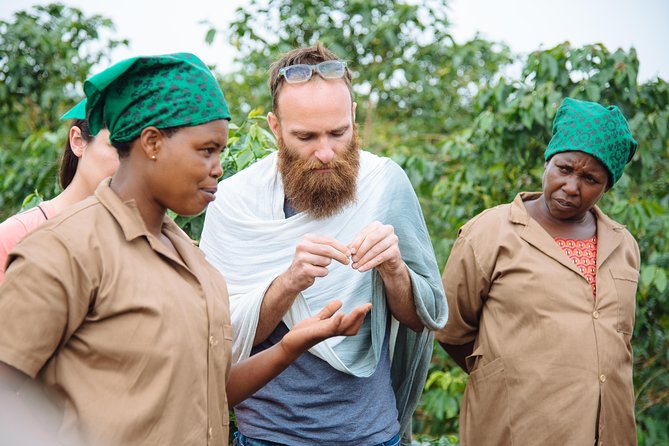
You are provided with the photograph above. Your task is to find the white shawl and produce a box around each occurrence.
[201,150,446,380]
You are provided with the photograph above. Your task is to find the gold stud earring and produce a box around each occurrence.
[151,155,157,160]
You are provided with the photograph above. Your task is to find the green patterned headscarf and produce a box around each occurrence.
[544,97,637,186]
[83,52,231,145]
[60,98,87,120]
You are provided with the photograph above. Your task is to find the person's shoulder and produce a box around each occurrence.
[0,213,28,238]
[0,207,48,249]
[609,218,640,257]
[359,150,413,193]
[22,196,105,245]
[1,207,45,233]
[447,203,512,263]
[615,223,638,245]
[594,206,638,244]
[52,195,102,223]
[361,150,402,173]
[459,202,511,237]
[595,208,641,269]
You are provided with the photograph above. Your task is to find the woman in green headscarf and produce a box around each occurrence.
[437,97,640,445]
[0,53,370,446]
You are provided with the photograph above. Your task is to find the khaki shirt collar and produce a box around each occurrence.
[94,179,198,268]
[509,191,627,270]
[95,178,150,242]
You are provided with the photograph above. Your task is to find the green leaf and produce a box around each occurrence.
[585,83,601,102]
[19,190,43,211]
[205,28,217,45]
[641,265,656,287]
[655,268,668,293]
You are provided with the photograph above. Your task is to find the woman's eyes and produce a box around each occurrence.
[200,147,224,157]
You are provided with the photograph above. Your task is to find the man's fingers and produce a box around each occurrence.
[348,222,397,266]
[353,233,384,260]
[298,252,335,268]
[305,234,350,255]
[347,222,380,255]
[352,238,397,270]
[301,235,350,265]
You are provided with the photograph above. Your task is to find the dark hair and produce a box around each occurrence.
[112,140,132,157]
[112,125,186,157]
[59,119,93,189]
[268,42,353,115]
[158,126,184,138]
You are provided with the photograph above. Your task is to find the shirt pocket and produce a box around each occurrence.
[465,344,483,373]
[463,355,511,445]
[610,269,638,335]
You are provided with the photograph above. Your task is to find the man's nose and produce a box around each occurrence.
[314,142,335,164]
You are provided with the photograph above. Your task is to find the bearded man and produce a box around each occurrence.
[200,43,447,446]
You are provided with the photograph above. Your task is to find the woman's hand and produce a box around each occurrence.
[279,300,372,361]
[227,300,372,407]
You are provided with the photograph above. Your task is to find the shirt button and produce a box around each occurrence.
[599,374,606,383]
[592,311,600,319]
[209,336,216,346]
[208,427,213,439]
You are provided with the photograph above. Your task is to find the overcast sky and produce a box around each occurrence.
[1,0,667,82]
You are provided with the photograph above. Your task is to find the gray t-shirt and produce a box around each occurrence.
[234,322,399,445]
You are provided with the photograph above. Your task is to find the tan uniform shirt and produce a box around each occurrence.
[0,180,233,446]
[437,192,640,446]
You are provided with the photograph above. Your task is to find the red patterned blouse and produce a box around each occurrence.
[554,236,598,298]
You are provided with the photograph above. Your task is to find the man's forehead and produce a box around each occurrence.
[276,78,352,109]
[276,81,354,132]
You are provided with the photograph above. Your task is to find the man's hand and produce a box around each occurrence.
[349,221,424,331]
[281,234,351,294]
[348,221,405,274]
[255,234,351,345]
[279,300,372,361]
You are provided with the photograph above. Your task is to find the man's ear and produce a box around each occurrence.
[139,127,164,160]
[352,101,357,121]
[68,126,87,158]
[267,112,281,139]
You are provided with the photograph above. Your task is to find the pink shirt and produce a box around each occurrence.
[0,202,56,283]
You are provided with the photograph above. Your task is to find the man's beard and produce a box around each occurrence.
[278,126,360,220]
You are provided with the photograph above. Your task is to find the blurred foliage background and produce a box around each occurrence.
[1,1,667,444]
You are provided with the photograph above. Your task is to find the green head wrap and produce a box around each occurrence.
[82,52,231,145]
[544,97,637,186]
[60,98,87,120]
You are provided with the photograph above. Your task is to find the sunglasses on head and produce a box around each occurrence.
[278,60,347,84]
